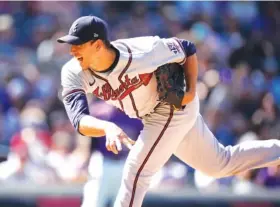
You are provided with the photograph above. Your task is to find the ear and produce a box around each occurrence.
[94,39,103,51]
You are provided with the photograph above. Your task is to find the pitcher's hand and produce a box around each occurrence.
[104,123,135,154]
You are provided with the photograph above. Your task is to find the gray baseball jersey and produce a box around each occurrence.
[61,36,187,119]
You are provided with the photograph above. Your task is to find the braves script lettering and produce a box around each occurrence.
[93,74,153,101]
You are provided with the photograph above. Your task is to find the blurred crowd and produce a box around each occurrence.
[1,1,280,199]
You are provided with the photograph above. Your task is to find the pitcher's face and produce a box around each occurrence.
[70,40,99,70]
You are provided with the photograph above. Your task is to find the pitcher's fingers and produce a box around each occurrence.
[106,141,111,152]
[122,137,133,150]
[128,138,136,145]
[110,141,118,154]
[115,139,122,152]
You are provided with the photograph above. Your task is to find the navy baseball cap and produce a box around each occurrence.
[57,16,109,45]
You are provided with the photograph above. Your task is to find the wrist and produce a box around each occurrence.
[102,121,115,133]
[186,88,196,94]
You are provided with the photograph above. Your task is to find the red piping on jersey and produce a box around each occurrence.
[90,70,124,111]
[174,37,186,65]
[129,106,174,207]
[119,100,124,111]
[129,93,139,118]
[62,89,85,99]
[118,42,140,118]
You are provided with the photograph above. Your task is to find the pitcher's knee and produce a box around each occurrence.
[199,149,233,178]
[123,161,154,190]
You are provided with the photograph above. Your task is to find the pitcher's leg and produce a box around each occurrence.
[174,114,280,178]
[114,108,175,207]
[114,105,196,207]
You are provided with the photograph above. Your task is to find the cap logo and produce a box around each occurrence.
[73,23,78,32]
[94,33,99,38]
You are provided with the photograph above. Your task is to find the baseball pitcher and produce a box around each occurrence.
[57,16,280,207]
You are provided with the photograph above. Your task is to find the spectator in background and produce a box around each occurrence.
[256,166,280,188]
[0,105,58,183]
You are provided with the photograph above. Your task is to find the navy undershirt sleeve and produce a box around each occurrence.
[179,39,196,57]
[63,91,89,134]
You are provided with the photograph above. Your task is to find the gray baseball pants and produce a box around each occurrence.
[114,95,280,207]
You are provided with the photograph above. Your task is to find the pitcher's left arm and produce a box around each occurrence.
[177,39,198,105]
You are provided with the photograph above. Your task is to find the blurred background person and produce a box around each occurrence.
[0,104,58,184]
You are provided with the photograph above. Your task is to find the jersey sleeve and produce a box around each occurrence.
[61,62,89,134]
[160,37,187,65]
[61,63,86,98]
[160,37,196,65]
[126,36,196,74]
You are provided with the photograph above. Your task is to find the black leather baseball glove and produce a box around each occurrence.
[155,63,186,110]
